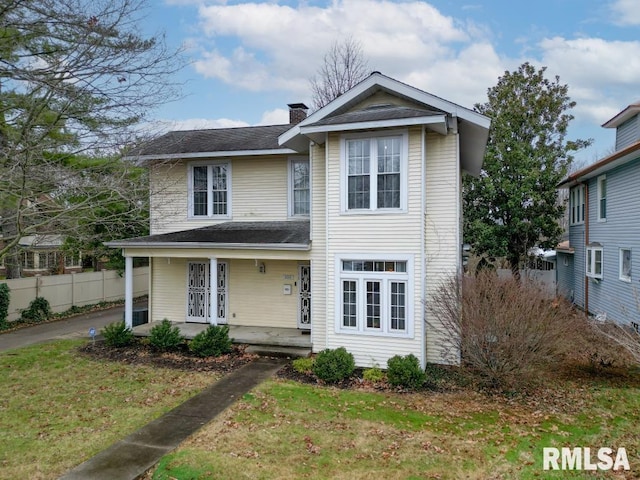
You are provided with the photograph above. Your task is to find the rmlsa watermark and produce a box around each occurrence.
[543,447,630,471]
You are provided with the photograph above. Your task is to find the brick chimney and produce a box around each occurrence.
[288,103,308,125]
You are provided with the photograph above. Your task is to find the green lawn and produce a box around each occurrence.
[0,340,218,479]
[150,374,640,479]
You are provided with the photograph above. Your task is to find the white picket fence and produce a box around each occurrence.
[2,267,149,322]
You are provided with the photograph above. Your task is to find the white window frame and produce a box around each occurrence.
[288,156,310,217]
[597,175,607,222]
[335,254,413,338]
[340,130,408,214]
[187,161,232,219]
[586,245,603,280]
[619,248,632,283]
[569,185,584,225]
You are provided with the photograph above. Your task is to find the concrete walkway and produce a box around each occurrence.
[60,357,285,480]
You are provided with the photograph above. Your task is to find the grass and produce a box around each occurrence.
[0,339,218,479]
[150,372,640,479]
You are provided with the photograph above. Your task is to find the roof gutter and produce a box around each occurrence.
[104,241,311,251]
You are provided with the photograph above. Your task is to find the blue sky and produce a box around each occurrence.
[144,0,640,167]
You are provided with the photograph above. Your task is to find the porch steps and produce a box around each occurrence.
[245,345,311,359]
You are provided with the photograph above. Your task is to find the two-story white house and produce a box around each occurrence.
[108,73,490,368]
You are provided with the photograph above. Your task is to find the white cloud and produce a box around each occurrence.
[610,0,640,26]
[258,108,289,126]
[538,36,640,123]
[192,0,478,101]
[160,118,250,131]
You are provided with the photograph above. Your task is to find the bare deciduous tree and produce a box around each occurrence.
[0,0,183,277]
[309,37,370,111]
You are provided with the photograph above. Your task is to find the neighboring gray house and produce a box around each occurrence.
[558,102,640,330]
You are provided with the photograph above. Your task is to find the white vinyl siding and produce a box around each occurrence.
[318,126,426,368]
[149,156,291,234]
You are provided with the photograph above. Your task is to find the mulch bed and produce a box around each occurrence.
[78,340,257,374]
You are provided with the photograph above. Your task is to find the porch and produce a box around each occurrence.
[132,322,312,357]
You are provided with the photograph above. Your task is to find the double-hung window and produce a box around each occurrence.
[569,185,584,225]
[289,157,310,216]
[586,245,603,279]
[597,175,607,221]
[189,162,230,218]
[338,258,411,336]
[343,133,406,212]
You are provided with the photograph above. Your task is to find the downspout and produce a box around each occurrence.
[584,182,589,316]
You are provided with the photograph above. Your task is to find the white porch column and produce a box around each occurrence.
[209,257,218,325]
[124,256,133,329]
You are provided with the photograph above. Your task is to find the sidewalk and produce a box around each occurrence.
[0,303,138,352]
[60,357,286,480]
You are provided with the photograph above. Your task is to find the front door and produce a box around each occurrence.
[187,262,227,324]
[298,264,311,330]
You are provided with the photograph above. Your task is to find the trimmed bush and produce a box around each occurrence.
[0,283,10,330]
[102,321,134,347]
[312,347,355,383]
[189,325,233,357]
[20,297,51,323]
[387,354,425,389]
[363,366,385,383]
[149,319,184,351]
[292,357,315,374]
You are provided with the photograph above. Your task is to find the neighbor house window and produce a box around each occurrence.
[343,133,407,212]
[338,257,411,336]
[569,185,584,225]
[22,251,35,269]
[65,252,82,268]
[586,245,603,279]
[289,157,310,216]
[189,162,230,218]
[619,248,631,282]
[597,175,607,221]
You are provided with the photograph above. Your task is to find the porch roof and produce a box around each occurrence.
[105,221,311,251]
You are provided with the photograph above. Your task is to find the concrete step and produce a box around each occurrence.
[245,345,311,359]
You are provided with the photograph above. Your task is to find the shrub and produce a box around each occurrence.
[386,354,425,389]
[149,319,184,351]
[312,347,355,383]
[428,271,579,390]
[0,283,10,330]
[292,357,315,374]
[102,321,134,347]
[362,366,385,383]
[189,325,233,357]
[20,297,52,323]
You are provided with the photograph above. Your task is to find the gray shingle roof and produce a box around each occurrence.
[131,124,293,157]
[305,104,444,127]
[108,221,310,248]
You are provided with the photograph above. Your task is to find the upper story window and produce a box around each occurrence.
[342,132,407,213]
[189,162,231,218]
[569,185,584,225]
[289,157,310,216]
[597,175,607,221]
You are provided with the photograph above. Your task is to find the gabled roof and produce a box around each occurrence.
[558,139,640,188]
[279,72,491,175]
[127,124,297,161]
[106,221,310,251]
[602,102,640,128]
